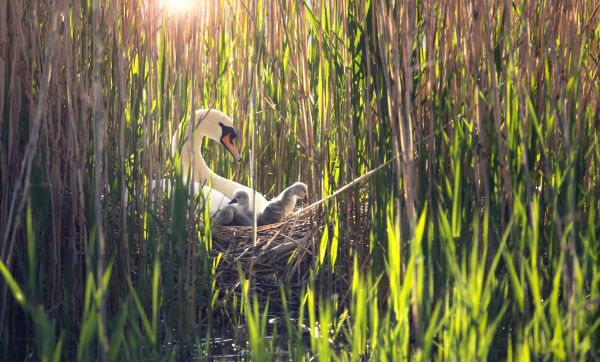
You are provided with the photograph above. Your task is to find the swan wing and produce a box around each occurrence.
[149,179,231,216]
[195,183,232,215]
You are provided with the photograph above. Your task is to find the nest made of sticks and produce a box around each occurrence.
[210,205,321,299]
[206,164,386,301]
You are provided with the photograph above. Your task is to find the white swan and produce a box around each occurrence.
[258,182,308,225]
[173,109,269,213]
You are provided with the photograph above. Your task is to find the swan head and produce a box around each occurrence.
[228,189,250,207]
[196,109,241,161]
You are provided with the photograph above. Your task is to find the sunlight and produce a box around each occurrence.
[165,0,193,13]
[6,0,600,359]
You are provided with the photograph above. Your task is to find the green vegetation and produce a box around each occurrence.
[1,0,599,360]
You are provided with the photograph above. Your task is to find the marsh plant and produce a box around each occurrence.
[0,0,599,360]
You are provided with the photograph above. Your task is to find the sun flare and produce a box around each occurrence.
[165,0,192,13]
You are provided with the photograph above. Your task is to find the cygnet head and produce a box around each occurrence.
[289,182,308,199]
[213,206,234,225]
[229,189,250,209]
[173,109,240,160]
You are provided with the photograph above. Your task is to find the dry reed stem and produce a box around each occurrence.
[1,0,598,358]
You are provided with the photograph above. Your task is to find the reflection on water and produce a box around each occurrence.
[158,316,320,360]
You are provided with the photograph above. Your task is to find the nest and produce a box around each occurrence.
[210,206,321,301]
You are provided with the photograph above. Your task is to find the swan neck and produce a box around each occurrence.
[281,190,295,203]
[180,130,212,185]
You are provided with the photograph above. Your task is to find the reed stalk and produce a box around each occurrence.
[0,0,598,360]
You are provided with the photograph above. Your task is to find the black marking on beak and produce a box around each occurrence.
[219,122,237,142]
[229,198,238,204]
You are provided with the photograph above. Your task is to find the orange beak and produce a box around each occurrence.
[221,134,241,161]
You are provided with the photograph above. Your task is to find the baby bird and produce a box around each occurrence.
[212,189,253,226]
[212,205,252,226]
[258,182,308,226]
[212,206,235,225]
[229,189,252,218]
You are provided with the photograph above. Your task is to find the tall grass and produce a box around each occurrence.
[1,0,599,359]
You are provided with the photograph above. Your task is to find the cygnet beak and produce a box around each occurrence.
[228,198,238,204]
